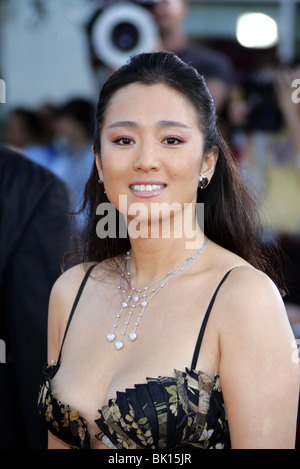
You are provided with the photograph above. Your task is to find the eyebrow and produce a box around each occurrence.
[157,120,192,129]
[107,120,192,129]
[107,120,139,129]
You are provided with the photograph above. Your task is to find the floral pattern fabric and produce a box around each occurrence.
[38,362,230,450]
[38,362,91,449]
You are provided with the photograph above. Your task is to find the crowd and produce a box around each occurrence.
[1,98,95,227]
[2,69,300,335]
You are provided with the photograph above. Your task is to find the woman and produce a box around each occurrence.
[38,51,299,449]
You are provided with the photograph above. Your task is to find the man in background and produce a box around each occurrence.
[0,146,72,448]
[152,0,233,111]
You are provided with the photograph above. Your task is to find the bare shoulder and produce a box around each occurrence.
[47,261,111,360]
[207,242,286,321]
[48,258,120,324]
[214,266,299,448]
[221,263,283,302]
[48,263,98,337]
[216,264,294,350]
[220,265,286,317]
[50,262,99,305]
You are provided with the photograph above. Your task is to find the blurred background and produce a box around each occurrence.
[0,0,300,448]
[2,0,299,329]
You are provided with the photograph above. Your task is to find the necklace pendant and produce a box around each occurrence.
[114,340,124,350]
[109,240,210,349]
[129,332,138,341]
[107,333,116,342]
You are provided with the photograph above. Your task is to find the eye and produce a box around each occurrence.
[112,136,134,146]
[162,136,185,145]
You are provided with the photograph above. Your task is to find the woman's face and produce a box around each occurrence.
[96,82,216,230]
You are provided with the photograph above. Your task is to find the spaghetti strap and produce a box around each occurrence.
[57,264,97,363]
[191,269,233,371]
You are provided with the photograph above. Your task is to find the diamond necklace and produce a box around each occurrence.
[106,238,210,350]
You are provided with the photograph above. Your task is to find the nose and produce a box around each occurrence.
[132,141,161,173]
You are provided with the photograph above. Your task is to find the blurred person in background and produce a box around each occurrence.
[221,64,300,449]
[51,98,95,227]
[0,146,71,448]
[151,0,233,112]
[227,64,300,338]
[3,107,58,170]
[274,66,300,344]
[3,99,96,230]
[37,102,60,150]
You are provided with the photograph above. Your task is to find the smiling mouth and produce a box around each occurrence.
[129,183,167,198]
[129,184,166,191]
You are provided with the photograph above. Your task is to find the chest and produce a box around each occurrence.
[50,274,220,445]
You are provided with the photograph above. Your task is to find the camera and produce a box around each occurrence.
[86,0,160,70]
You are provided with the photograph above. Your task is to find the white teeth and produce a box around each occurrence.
[131,184,165,191]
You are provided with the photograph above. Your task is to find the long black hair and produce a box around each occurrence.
[71,51,283,290]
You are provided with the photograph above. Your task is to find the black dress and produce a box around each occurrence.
[38,265,232,449]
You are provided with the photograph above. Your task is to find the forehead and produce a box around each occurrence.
[103,82,200,127]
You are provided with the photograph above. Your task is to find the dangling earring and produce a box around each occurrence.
[199,174,209,189]
[98,179,106,194]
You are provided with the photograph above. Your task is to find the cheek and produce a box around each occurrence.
[101,151,128,179]
[172,150,203,178]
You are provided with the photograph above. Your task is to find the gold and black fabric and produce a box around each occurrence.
[38,266,232,449]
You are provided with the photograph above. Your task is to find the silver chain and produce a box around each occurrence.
[106,238,210,350]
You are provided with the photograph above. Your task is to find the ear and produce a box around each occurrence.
[92,145,103,181]
[200,146,219,181]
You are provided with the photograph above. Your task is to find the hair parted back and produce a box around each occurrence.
[73,51,283,290]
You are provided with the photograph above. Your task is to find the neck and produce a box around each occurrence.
[126,227,206,289]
